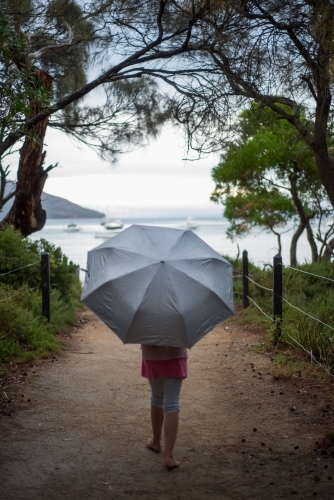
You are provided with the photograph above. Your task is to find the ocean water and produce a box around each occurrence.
[28,217,313,281]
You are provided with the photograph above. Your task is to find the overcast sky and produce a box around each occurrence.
[9,124,223,218]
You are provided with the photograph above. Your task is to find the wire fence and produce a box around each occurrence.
[0,260,40,277]
[241,250,334,378]
[0,253,51,321]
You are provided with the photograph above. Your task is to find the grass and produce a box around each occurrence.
[0,227,82,366]
[231,258,334,375]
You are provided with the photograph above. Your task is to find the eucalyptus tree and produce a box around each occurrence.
[211,104,334,264]
[0,8,50,213]
[4,0,334,237]
[168,1,334,214]
[0,0,197,236]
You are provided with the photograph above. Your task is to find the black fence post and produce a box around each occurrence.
[273,254,282,342]
[242,250,249,308]
[41,252,50,322]
[75,265,80,279]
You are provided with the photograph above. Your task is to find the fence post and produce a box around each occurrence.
[41,252,50,322]
[273,254,282,342]
[242,250,249,308]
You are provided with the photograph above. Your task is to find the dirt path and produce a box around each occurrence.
[1,311,334,500]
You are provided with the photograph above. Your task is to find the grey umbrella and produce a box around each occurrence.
[81,224,234,348]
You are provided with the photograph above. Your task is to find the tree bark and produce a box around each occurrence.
[0,70,52,237]
[322,237,334,260]
[290,222,306,266]
[289,171,318,262]
[271,228,282,255]
[305,221,318,262]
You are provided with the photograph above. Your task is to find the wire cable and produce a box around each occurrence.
[247,275,273,292]
[0,286,40,303]
[281,296,334,332]
[285,331,334,378]
[247,295,273,322]
[0,260,40,277]
[282,264,334,283]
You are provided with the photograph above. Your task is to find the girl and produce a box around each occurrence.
[141,344,188,469]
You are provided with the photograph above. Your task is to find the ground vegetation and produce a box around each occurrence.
[232,256,334,374]
[0,226,81,364]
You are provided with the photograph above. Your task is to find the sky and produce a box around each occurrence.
[9,124,223,218]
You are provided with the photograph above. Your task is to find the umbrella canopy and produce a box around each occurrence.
[81,224,234,348]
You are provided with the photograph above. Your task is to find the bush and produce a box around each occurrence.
[0,226,81,363]
[233,258,334,373]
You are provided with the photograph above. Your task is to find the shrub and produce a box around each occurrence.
[0,226,81,363]
[233,258,334,373]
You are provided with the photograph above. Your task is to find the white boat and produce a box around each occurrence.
[101,217,123,229]
[64,223,82,232]
[104,219,123,230]
[186,217,199,229]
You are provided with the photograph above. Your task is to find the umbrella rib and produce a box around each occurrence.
[123,263,164,337]
[165,262,234,313]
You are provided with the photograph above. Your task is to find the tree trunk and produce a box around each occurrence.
[312,52,334,208]
[289,171,318,262]
[305,221,318,262]
[0,70,52,237]
[271,229,282,255]
[290,222,306,266]
[322,237,334,260]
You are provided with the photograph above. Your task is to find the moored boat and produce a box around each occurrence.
[186,217,199,229]
[104,219,123,230]
[101,217,123,229]
[64,223,82,232]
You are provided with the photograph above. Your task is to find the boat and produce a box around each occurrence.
[186,217,199,229]
[101,217,123,229]
[64,223,82,232]
[94,221,125,238]
[104,219,123,230]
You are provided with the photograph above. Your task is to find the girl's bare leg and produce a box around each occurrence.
[146,405,164,452]
[164,411,180,468]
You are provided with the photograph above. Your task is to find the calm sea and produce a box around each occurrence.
[28,217,312,281]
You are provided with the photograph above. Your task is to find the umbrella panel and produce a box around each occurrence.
[82,263,162,343]
[82,247,158,298]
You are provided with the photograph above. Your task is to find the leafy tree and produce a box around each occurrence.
[3,0,334,238]
[0,8,50,211]
[211,104,334,264]
[0,0,175,235]
[167,1,334,213]
[222,189,295,257]
[0,0,95,235]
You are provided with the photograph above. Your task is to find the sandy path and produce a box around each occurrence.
[1,311,334,500]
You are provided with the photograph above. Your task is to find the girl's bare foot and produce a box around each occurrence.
[146,435,161,453]
[164,457,180,469]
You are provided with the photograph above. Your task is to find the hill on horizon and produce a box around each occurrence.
[1,182,105,219]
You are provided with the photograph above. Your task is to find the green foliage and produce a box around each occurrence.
[0,10,50,133]
[233,259,334,373]
[38,0,95,102]
[224,190,295,239]
[0,226,81,363]
[211,103,332,260]
[0,226,79,300]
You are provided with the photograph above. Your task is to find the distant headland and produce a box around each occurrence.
[40,192,105,219]
[1,182,105,219]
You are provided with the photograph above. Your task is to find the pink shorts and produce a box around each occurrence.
[141,358,187,380]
